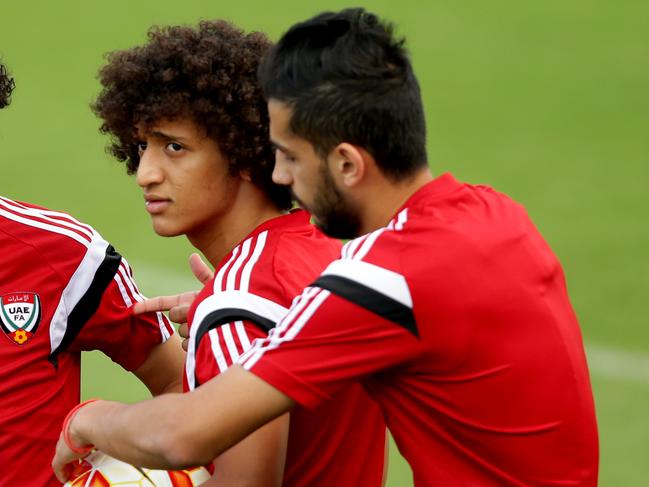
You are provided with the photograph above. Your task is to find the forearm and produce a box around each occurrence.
[70,394,210,469]
[66,366,295,470]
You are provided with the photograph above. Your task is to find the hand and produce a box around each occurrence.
[51,400,100,483]
[133,253,214,351]
[51,434,85,482]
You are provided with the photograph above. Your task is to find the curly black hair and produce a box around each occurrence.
[0,61,15,109]
[93,20,290,210]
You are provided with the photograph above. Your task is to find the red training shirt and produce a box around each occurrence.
[0,196,174,486]
[240,174,599,486]
[186,210,386,487]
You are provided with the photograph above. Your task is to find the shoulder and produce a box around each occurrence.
[271,224,341,298]
[0,196,99,252]
[0,197,116,279]
[339,215,407,273]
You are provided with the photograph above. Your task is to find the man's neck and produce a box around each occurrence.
[358,168,433,235]
[188,184,284,267]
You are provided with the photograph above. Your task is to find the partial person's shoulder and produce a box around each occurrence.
[274,224,341,269]
[271,215,341,298]
[0,196,99,252]
[267,209,341,259]
[336,211,408,273]
[205,210,339,306]
[0,196,114,281]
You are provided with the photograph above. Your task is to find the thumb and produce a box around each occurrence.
[189,253,214,284]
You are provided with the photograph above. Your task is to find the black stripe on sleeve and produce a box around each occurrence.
[312,274,419,337]
[193,309,276,387]
[48,245,122,367]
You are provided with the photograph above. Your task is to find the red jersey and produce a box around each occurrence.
[240,174,599,486]
[0,196,174,486]
[185,210,386,487]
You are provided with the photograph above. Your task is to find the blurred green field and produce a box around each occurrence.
[1,1,647,485]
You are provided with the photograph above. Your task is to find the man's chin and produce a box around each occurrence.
[151,222,182,238]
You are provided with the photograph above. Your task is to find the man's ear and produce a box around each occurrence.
[239,169,252,182]
[330,143,371,188]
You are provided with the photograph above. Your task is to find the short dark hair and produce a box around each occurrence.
[0,61,15,109]
[258,8,427,180]
[93,20,291,210]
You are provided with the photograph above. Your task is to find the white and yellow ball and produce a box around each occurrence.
[64,450,210,486]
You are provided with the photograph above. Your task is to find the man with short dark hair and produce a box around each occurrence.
[0,59,185,487]
[54,9,599,486]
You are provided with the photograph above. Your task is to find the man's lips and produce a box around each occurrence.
[143,195,171,215]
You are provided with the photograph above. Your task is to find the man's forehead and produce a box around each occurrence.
[268,99,292,124]
[267,100,294,140]
[135,118,205,139]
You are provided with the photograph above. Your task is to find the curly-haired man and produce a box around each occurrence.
[88,21,386,487]
[0,60,184,487]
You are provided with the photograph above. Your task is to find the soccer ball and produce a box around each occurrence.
[64,450,210,486]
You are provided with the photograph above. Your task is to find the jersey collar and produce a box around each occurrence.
[395,172,463,215]
[241,208,312,241]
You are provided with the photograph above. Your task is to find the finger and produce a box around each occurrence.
[133,291,197,315]
[60,462,75,483]
[133,295,180,315]
[189,253,214,284]
[178,323,189,339]
[169,305,191,325]
[182,337,189,352]
[52,440,78,482]
[52,458,66,483]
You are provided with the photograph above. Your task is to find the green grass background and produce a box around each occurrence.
[1,1,647,485]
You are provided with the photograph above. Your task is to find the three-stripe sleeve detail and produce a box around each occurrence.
[185,231,277,389]
[187,291,288,388]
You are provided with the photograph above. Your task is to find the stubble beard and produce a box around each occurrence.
[309,162,362,240]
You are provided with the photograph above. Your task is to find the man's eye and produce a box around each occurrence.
[277,149,296,163]
[166,142,183,152]
[136,142,147,153]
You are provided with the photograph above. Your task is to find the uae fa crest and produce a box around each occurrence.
[0,292,42,345]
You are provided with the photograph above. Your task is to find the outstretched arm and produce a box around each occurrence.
[52,366,295,482]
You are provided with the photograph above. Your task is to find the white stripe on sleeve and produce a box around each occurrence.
[49,234,111,354]
[352,228,385,261]
[226,238,252,290]
[0,196,95,241]
[213,245,240,293]
[221,323,241,363]
[113,272,133,307]
[209,329,229,373]
[240,288,330,370]
[234,320,252,350]
[320,259,413,308]
[239,231,268,292]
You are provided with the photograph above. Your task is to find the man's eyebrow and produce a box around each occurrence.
[148,130,190,142]
[271,140,292,154]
